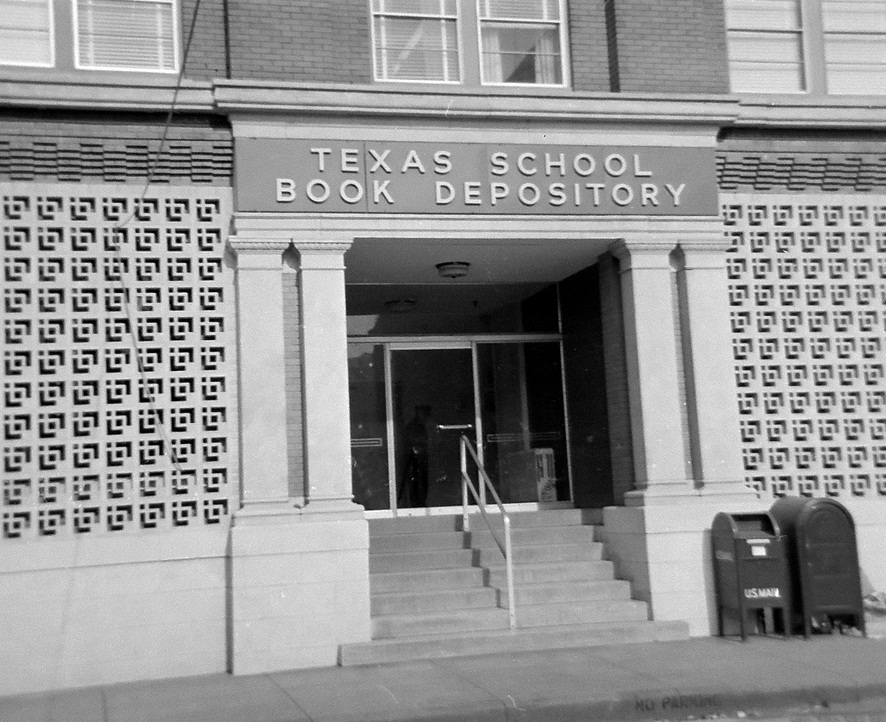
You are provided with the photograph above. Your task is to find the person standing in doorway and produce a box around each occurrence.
[400,405,431,507]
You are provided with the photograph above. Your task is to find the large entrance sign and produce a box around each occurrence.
[236,139,718,215]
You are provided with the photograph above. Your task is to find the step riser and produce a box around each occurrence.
[372,568,485,594]
[372,610,510,639]
[370,549,476,573]
[468,526,598,547]
[372,532,467,554]
[372,588,498,616]
[516,602,649,628]
[487,561,615,586]
[339,621,689,666]
[476,544,603,566]
[499,580,632,606]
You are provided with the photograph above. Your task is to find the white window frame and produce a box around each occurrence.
[0,0,56,68]
[371,0,571,88]
[475,0,569,88]
[73,0,180,73]
[725,0,886,96]
[370,0,464,84]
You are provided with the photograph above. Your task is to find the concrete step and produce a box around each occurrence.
[466,508,601,529]
[369,548,476,573]
[372,587,499,616]
[371,531,467,554]
[516,599,650,627]
[468,524,598,548]
[499,579,633,606]
[369,515,461,536]
[477,542,603,567]
[339,619,690,666]
[486,560,615,586]
[372,566,486,594]
[372,607,510,639]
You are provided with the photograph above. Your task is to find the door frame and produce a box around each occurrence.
[352,334,574,516]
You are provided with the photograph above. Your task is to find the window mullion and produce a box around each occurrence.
[801,0,827,95]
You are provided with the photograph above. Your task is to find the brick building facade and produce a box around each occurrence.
[1,0,885,696]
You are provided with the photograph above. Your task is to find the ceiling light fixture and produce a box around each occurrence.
[383,298,416,313]
[436,261,470,279]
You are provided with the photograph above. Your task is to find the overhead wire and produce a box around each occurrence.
[107,0,206,482]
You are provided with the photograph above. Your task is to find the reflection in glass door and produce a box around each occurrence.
[348,340,570,512]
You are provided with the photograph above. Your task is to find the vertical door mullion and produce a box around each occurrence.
[385,344,397,515]
[471,341,486,508]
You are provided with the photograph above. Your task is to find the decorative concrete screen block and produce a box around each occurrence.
[1,184,236,540]
[723,194,886,500]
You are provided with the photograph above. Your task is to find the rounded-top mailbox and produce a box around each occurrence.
[769,496,865,639]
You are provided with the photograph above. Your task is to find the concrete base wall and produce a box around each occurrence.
[841,497,886,594]
[604,498,768,637]
[230,510,370,675]
[0,528,230,697]
[604,496,885,637]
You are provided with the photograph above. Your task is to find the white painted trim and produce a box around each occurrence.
[73,0,180,73]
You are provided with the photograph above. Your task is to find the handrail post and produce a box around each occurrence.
[461,435,469,532]
[504,514,516,630]
[459,433,516,630]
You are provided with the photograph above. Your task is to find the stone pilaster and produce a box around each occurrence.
[610,239,691,505]
[295,241,362,515]
[228,237,292,512]
[679,240,757,502]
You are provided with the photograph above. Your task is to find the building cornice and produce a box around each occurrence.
[0,76,215,112]
[213,81,740,127]
[736,96,886,130]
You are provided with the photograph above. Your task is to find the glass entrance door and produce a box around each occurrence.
[390,347,475,508]
[348,339,570,513]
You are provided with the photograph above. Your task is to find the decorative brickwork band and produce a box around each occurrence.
[0,115,232,185]
[717,152,886,193]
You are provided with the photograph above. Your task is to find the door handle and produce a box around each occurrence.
[436,424,474,430]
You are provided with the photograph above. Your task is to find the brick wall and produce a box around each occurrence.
[181,0,229,80]
[609,0,729,94]
[568,0,612,92]
[226,0,372,83]
[597,253,634,504]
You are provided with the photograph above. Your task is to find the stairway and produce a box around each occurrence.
[338,509,689,666]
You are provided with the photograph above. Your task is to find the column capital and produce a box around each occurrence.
[294,241,352,272]
[228,236,291,269]
[679,238,733,270]
[609,239,676,272]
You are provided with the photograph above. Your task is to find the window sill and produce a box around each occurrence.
[0,69,213,111]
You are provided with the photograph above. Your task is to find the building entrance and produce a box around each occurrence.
[348,339,570,513]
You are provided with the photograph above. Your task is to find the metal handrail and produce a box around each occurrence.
[460,434,516,630]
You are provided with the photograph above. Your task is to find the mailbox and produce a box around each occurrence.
[769,496,866,639]
[712,512,791,640]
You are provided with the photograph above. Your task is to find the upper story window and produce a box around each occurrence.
[371,0,568,86]
[725,0,886,95]
[0,0,179,72]
[76,0,178,71]
[0,0,55,66]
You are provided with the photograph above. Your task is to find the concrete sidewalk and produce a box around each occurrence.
[3,624,886,722]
